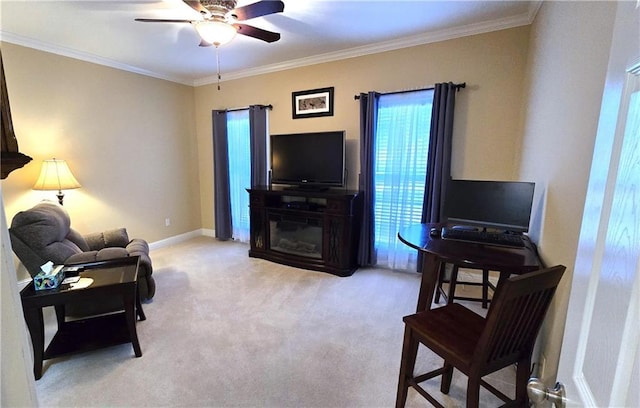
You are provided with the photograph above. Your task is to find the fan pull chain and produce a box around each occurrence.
[215,46,222,91]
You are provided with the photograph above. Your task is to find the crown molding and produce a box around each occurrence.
[528,0,544,23]
[2,2,541,88]
[0,31,194,86]
[194,7,538,87]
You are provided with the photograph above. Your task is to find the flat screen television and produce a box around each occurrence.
[442,179,535,233]
[270,131,345,189]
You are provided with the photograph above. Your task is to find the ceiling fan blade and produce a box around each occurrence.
[135,18,195,23]
[183,0,209,15]
[232,0,284,21]
[233,23,280,43]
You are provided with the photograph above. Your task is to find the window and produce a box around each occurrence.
[227,109,251,242]
[374,89,434,270]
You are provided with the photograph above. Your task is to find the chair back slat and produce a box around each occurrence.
[474,265,565,370]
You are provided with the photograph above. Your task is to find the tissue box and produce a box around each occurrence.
[34,265,65,291]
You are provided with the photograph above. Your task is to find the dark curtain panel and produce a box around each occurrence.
[212,110,232,240]
[419,82,457,273]
[249,105,268,187]
[422,82,457,224]
[357,92,379,266]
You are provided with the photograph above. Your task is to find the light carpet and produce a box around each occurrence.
[33,236,515,407]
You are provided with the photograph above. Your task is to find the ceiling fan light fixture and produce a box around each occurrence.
[195,20,237,46]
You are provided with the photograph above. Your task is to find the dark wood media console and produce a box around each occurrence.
[247,187,363,276]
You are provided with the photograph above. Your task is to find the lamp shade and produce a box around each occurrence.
[33,159,81,191]
[195,21,237,46]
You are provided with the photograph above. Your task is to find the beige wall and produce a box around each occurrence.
[1,43,202,280]
[194,26,530,230]
[518,1,616,380]
[2,26,530,248]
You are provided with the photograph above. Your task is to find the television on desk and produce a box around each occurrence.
[270,131,345,190]
[442,179,535,233]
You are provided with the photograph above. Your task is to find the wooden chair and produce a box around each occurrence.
[396,265,565,408]
[434,264,495,309]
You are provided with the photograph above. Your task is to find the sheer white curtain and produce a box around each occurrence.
[374,90,434,270]
[227,110,251,242]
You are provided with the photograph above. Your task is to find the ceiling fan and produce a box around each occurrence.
[135,0,285,47]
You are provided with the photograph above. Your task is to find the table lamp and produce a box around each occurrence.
[33,158,81,205]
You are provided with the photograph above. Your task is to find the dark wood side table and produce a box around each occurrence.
[398,223,542,312]
[20,256,145,380]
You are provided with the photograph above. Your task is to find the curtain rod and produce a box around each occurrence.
[353,82,466,100]
[225,104,273,112]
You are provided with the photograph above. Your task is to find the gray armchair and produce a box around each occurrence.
[9,201,155,314]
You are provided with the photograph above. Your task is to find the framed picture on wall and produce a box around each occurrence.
[292,87,334,119]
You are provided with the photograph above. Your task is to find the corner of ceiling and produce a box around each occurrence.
[0,31,195,86]
[527,1,544,24]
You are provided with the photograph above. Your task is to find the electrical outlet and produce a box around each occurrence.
[165,218,171,227]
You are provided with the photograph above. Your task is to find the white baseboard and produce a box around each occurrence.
[148,228,215,250]
[17,229,216,288]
